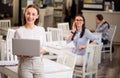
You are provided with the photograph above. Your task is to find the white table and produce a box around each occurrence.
[0,59,73,78]
[46,41,75,55]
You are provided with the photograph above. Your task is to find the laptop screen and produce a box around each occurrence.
[12,39,40,56]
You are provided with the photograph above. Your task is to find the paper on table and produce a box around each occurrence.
[47,41,75,49]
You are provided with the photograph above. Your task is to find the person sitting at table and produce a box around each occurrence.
[14,4,46,78]
[65,14,99,66]
[95,14,110,45]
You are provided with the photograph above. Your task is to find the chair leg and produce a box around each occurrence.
[110,48,112,62]
[73,74,76,78]
[94,73,98,78]
[103,48,106,59]
[103,52,105,59]
[89,74,93,78]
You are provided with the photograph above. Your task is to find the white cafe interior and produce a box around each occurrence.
[0,0,120,78]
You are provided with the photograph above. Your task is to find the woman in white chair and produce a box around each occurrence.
[66,14,99,66]
[95,14,110,45]
[14,4,46,78]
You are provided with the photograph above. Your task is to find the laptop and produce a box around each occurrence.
[12,39,40,56]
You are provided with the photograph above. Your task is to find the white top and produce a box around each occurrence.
[14,26,46,49]
[14,26,46,59]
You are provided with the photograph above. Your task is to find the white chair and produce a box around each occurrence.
[74,43,103,78]
[44,31,58,60]
[102,26,117,62]
[57,22,69,30]
[0,39,6,60]
[0,29,17,78]
[45,31,53,42]
[1,29,17,61]
[57,22,70,38]
[56,51,77,69]
[93,32,102,64]
[0,19,11,35]
[6,29,18,61]
[47,27,63,41]
[56,51,77,78]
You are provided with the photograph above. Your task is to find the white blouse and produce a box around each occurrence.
[14,26,46,50]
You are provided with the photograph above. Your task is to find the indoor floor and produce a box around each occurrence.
[97,44,120,78]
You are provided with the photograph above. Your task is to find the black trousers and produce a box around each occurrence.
[102,39,114,52]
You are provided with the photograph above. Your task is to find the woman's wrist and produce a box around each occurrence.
[71,31,75,34]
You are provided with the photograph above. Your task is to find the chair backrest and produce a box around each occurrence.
[102,26,117,62]
[57,22,69,30]
[0,19,11,35]
[6,29,17,61]
[108,26,117,44]
[83,43,103,73]
[45,31,53,42]
[47,27,63,41]
[0,39,6,60]
[57,52,77,78]
[56,51,77,70]
[57,22,70,38]
[0,19,11,28]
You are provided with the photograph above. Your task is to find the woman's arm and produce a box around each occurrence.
[65,33,74,41]
[86,29,100,44]
[40,27,47,54]
[65,21,76,41]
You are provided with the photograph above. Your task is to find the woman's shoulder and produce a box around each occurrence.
[85,28,90,32]
[16,26,25,31]
[35,26,45,31]
[36,26,44,28]
[84,28,92,34]
[102,21,109,26]
[36,26,44,29]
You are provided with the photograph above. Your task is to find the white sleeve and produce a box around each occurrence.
[40,27,46,50]
[14,30,21,39]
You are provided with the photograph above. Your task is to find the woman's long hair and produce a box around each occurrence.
[79,14,86,38]
[22,4,40,25]
[72,14,86,40]
[96,14,110,29]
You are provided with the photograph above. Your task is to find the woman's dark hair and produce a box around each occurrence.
[96,14,110,29]
[76,14,86,38]
[79,14,86,38]
[96,14,104,21]
[22,4,40,25]
[72,14,86,40]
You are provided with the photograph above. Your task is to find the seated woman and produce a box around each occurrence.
[95,14,110,44]
[65,14,99,66]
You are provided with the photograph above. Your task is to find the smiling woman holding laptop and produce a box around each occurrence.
[14,4,46,78]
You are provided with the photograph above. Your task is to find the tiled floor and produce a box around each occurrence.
[97,45,120,78]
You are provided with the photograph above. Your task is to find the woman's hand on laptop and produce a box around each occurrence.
[40,48,46,54]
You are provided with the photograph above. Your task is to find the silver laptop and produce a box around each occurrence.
[12,39,40,56]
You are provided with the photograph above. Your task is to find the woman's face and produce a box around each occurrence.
[25,7,39,25]
[96,17,101,24]
[75,16,84,30]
